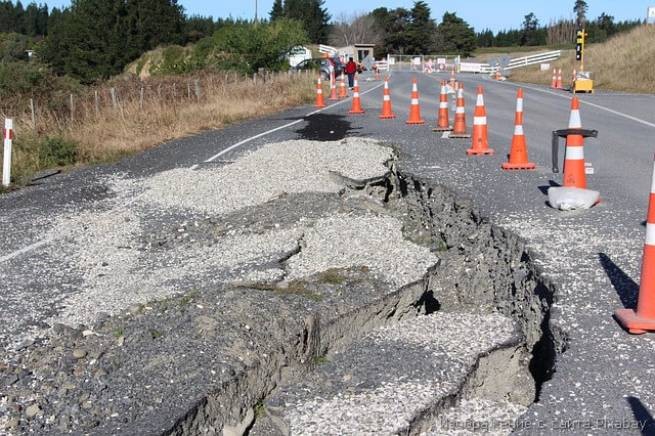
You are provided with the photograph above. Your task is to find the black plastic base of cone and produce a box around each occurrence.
[449,133,471,139]
[406,120,425,125]
[379,114,396,119]
[432,127,452,132]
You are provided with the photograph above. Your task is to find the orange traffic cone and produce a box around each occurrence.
[348,76,365,115]
[556,68,563,89]
[328,72,338,101]
[467,86,494,156]
[450,83,470,138]
[562,97,587,188]
[315,77,326,108]
[449,68,456,88]
[338,73,348,99]
[615,156,655,334]
[406,78,425,125]
[502,89,535,170]
[433,80,451,132]
[379,77,396,119]
[551,68,557,89]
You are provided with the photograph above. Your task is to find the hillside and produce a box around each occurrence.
[510,25,655,93]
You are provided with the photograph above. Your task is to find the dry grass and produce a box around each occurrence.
[1,70,317,186]
[510,25,655,93]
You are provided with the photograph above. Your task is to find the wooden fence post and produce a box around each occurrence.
[110,87,117,109]
[29,98,36,129]
[139,87,144,109]
[94,90,99,116]
[69,94,75,122]
[194,79,201,101]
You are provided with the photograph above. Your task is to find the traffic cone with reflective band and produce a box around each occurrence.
[556,68,563,89]
[433,81,451,132]
[379,77,396,119]
[348,76,365,115]
[450,83,470,138]
[615,156,655,334]
[338,73,348,99]
[467,86,494,156]
[406,78,425,125]
[315,77,326,108]
[328,73,338,100]
[551,69,557,89]
[502,89,535,170]
[449,68,456,88]
[562,97,587,188]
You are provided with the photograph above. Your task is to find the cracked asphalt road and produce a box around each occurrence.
[2,70,655,434]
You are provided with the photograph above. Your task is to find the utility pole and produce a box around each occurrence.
[255,0,258,22]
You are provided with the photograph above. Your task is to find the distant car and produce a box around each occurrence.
[292,57,344,79]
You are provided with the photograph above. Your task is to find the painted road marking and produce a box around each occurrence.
[497,80,655,129]
[1,80,386,264]
[191,80,387,169]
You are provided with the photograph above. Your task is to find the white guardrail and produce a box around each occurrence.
[463,50,562,74]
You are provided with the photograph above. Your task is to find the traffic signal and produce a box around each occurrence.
[576,30,585,61]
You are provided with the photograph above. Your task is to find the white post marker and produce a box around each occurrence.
[2,118,13,187]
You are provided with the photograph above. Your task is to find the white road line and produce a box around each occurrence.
[497,80,655,129]
[1,80,386,264]
[195,80,387,167]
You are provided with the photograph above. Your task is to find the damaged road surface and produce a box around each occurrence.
[1,138,559,435]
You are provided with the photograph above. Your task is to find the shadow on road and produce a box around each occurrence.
[294,113,360,141]
[599,252,638,309]
[537,180,561,196]
[627,396,655,435]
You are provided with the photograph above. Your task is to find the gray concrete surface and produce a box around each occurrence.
[2,70,655,434]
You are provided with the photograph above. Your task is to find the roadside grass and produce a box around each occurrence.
[2,71,316,186]
[510,25,655,93]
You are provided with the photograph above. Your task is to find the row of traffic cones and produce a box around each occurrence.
[551,68,579,91]
[315,73,655,338]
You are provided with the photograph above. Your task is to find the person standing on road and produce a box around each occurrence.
[345,57,357,89]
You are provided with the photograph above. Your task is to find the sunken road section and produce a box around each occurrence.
[0,138,563,435]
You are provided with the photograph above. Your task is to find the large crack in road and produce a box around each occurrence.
[1,138,564,435]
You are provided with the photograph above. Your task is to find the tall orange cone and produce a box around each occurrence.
[502,89,535,170]
[315,77,326,108]
[562,97,587,188]
[556,68,563,89]
[379,77,396,119]
[328,72,338,100]
[615,155,655,334]
[467,86,494,156]
[338,73,348,99]
[406,78,425,125]
[550,68,557,89]
[450,82,470,138]
[433,80,451,132]
[348,76,365,115]
[449,67,456,88]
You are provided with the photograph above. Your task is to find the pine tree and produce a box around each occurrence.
[434,12,476,56]
[405,1,436,54]
[270,0,283,21]
[574,0,588,28]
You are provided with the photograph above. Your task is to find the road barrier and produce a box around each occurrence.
[2,118,13,187]
[379,78,396,119]
[467,86,493,156]
[502,89,535,170]
[315,77,326,108]
[406,78,425,125]
[615,155,655,334]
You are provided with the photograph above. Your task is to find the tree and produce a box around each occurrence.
[477,29,494,47]
[433,12,476,56]
[269,0,283,21]
[328,13,382,47]
[574,0,588,28]
[405,1,436,54]
[520,12,539,45]
[282,0,330,43]
[370,7,411,55]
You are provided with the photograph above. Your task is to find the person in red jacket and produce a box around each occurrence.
[344,57,357,89]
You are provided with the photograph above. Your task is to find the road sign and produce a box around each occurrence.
[648,6,655,24]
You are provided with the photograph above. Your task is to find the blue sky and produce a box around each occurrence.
[44,0,649,31]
